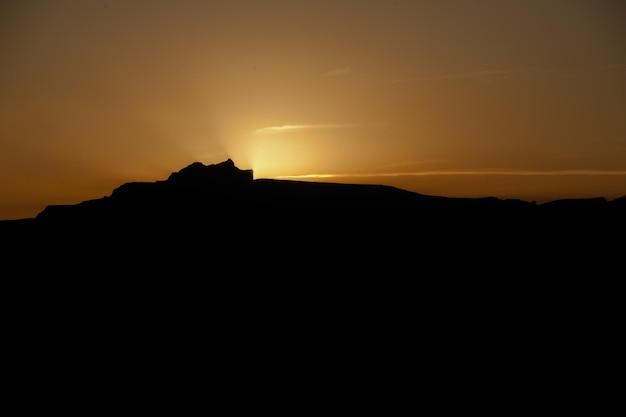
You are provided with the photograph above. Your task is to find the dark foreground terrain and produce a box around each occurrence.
[2,159,624,274]
[3,159,622,323]
[2,159,622,399]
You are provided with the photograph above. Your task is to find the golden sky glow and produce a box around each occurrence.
[1,0,625,219]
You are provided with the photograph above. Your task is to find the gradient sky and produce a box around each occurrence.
[1,0,625,219]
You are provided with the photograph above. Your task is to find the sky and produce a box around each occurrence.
[1,0,625,220]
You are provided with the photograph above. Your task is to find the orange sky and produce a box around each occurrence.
[1,0,625,219]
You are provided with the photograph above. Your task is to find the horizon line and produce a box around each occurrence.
[273,169,626,179]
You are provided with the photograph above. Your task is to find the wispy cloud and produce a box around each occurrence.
[385,67,577,84]
[276,168,626,179]
[253,123,356,135]
[325,66,352,77]
[606,64,626,73]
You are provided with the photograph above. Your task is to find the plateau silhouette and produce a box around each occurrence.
[2,159,623,345]
[1,158,624,275]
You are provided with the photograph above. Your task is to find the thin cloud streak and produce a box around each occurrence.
[276,169,626,179]
[253,123,357,135]
[385,67,577,84]
[325,66,352,77]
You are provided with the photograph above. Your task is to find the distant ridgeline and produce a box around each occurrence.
[2,158,624,259]
[4,159,622,359]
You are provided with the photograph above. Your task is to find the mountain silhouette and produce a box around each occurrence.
[2,158,623,356]
[1,158,624,275]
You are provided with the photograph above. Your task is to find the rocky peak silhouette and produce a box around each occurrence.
[109,158,253,199]
[36,159,255,223]
[166,158,253,188]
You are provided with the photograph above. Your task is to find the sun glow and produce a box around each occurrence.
[248,134,324,179]
[244,123,358,179]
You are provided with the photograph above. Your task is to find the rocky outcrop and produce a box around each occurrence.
[165,159,253,188]
[36,159,254,223]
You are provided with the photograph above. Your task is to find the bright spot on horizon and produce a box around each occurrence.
[247,123,359,178]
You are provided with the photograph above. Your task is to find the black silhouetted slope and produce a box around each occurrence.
[4,160,623,402]
[1,159,625,274]
[29,159,625,235]
[2,159,624,352]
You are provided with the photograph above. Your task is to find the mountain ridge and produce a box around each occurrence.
[1,158,624,228]
[31,159,621,210]
[1,158,624,276]
[1,159,624,246]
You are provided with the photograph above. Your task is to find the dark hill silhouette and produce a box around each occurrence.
[1,158,624,275]
[25,158,626,234]
[2,158,623,362]
[4,159,622,402]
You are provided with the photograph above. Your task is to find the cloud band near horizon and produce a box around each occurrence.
[275,169,626,179]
